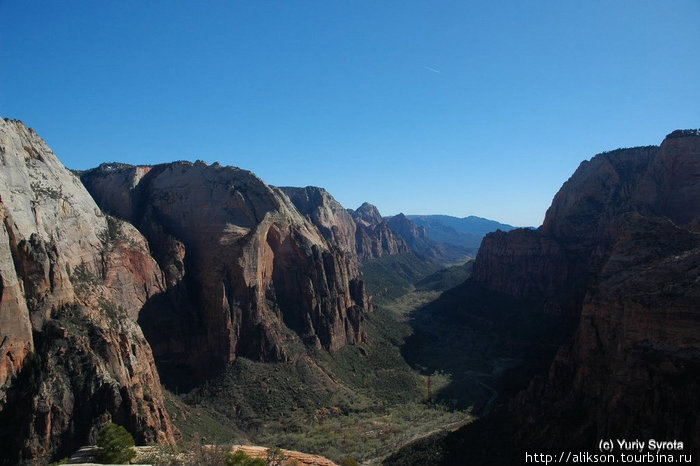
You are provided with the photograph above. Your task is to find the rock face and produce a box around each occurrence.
[473,131,700,449]
[348,203,410,260]
[474,145,667,313]
[279,187,358,259]
[520,214,700,448]
[81,164,369,389]
[0,119,177,463]
[385,213,447,261]
[350,206,472,264]
[351,202,384,227]
[473,228,570,309]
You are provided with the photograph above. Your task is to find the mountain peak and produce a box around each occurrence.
[352,202,383,227]
[666,128,700,138]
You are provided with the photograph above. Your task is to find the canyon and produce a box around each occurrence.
[1,117,698,465]
[388,130,700,465]
[1,117,456,463]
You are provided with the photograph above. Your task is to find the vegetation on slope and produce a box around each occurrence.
[360,253,443,303]
[95,423,136,464]
[414,261,473,293]
[385,277,581,465]
[163,259,478,464]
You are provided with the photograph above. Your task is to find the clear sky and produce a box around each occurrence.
[1,1,698,226]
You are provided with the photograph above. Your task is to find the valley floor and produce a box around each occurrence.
[162,284,479,464]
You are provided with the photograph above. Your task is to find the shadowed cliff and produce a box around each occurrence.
[388,129,700,465]
[81,163,371,390]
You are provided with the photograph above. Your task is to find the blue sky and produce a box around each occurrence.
[1,1,698,226]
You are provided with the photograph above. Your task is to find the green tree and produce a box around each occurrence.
[225,450,266,466]
[266,447,286,466]
[95,422,136,464]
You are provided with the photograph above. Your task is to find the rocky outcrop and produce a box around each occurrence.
[518,213,700,448]
[472,130,700,450]
[386,213,453,262]
[355,221,410,261]
[473,228,571,311]
[0,119,177,464]
[474,144,668,314]
[279,187,358,259]
[347,203,410,260]
[81,163,369,389]
[349,207,470,264]
[351,202,383,228]
[229,445,337,466]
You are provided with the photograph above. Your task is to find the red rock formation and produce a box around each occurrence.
[473,228,567,301]
[525,214,700,447]
[475,144,666,313]
[279,186,358,259]
[0,119,177,463]
[472,130,700,449]
[352,202,384,227]
[81,163,369,389]
[347,203,410,260]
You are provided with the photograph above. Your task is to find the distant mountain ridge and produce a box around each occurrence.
[343,202,411,261]
[347,204,475,264]
[406,214,516,252]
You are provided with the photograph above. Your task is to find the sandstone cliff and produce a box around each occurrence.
[351,202,384,227]
[0,119,177,463]
[473,130,700,450]
[81,163,369,389]
[386,130,700,466]
[348,205,469,264]
[385,213,449,262]
[348,203,410,260]
[279,187,358,259]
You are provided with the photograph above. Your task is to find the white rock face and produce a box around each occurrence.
[0,205,32,385]
[0,119,105,269]
[0,118,177,462]
[0,118,108,386]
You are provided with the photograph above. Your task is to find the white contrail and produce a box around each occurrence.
[423,66,441,74]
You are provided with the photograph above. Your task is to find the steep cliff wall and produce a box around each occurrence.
[81,163,369,389]
[279,186,358,259]
[473,130,700,449]
[0,119,177,463]
[346,202,410,260]
[386,213,463,264]
[474,145,665,313]
[387,130,700,465]
[518,213,700,447]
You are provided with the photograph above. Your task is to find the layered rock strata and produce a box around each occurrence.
[81,163,369,388]
[0,119,177,463]
[473,131,700,449]
[279,187,358,259]
[348,202,410,260]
